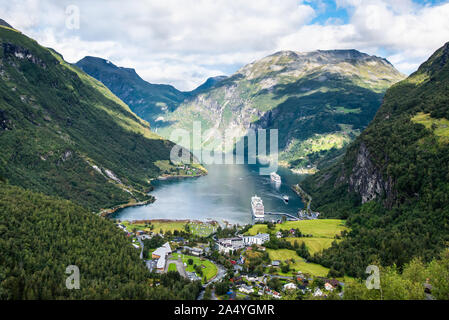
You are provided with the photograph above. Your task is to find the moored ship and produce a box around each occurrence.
[251,195,265,220]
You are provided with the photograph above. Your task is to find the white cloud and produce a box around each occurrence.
[1,0,449,89]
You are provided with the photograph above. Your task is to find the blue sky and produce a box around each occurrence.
[1,0,449,90]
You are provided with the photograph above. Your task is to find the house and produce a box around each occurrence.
[136,230,145,236]
[183,246,203,256]
[245,274,259,282]
[276,231,282,239]
[324,283,334,291]
[272,291,282,299]
[238,285,254,294]
[313,288,323,297]
[283,283,297,291]
[217,237,244,254]
[271,260,280,267]
[152,242,172,271]
[242,233,270,246]
[140,234,151,240]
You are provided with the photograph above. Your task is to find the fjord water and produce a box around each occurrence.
[114,164,305,225]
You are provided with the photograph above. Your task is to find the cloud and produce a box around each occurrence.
[1,0,449,90]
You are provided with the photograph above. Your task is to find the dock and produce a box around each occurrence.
[264,212,300,221]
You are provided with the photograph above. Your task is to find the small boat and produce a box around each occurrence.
[270,172,281,184]
[283,195,289,203]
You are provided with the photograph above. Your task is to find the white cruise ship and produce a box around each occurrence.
[251,195,265,219]
[270,172,281,184]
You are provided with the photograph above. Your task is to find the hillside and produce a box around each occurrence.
[301,42,449,277]
[0,25,183,211]
[0,182,201,299]
[75,56,187,125]
[156,50,405,170]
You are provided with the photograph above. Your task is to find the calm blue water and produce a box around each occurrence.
[113,164,306,225]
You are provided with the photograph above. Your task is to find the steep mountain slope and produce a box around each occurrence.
[302,42,449,277]
[75,56,187,125]
[0,25,184,211]
[157,50,404,170]
[189,75,228,95]
[0,19,13,29]
[0,182,202,299]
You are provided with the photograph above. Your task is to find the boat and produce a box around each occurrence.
[283,195,289,203]
[251,195,265,219]
[270,172,281,184]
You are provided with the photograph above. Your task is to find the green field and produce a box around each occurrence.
[172,253,218,282]
[266,249,329,277]
[120,220,216,236]
[189,222,217,237]
[246,219,347,258]
[247,219,347,238]
[168,263,178,272]
[411,112,449,143]
[285,237,340,255]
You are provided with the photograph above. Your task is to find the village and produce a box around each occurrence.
[115,218,350,300]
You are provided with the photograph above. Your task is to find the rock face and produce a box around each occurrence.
[157,49,405,169]
[348,142,392,204]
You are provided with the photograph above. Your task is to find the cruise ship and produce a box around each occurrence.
[270,172,281,184]
[251,195,265,219]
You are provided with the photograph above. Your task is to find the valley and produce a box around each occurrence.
[1,13,449,302]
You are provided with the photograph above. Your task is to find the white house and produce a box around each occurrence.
[238,285,254,294]
[313,288,324,297]
[217,237,244,254]
[283,283,297,291]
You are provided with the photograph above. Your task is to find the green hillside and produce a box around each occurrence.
[0,25,181,211]
[301,42,449,277]
[76,56,187,126]
[0,183,201,299]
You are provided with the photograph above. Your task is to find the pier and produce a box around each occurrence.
[264,212,300,221]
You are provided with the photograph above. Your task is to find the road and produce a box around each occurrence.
[197,261,227,300]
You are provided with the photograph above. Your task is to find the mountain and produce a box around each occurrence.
[190,75,228,95]
[0,24,193,212]
[75,56,187,125]
[156,50,405,170]
[301,42,449,277]
[0,19,13,29]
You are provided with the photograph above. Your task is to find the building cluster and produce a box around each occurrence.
[217,233,270,254]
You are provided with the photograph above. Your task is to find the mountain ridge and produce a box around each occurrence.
[156,48,405,170]
[301,41,449,277]
[0,25,188,211]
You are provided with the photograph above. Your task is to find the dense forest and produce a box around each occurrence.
[302,42,449,278]
[0,182,201,299]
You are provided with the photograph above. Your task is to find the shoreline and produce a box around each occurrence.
[100,197,155,218]
[292,184,313,213]
[119,218,219,225]
[101,169,207,218]
[278,161,318,175]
